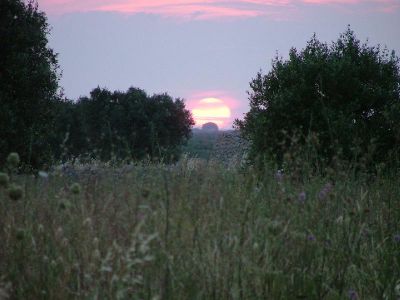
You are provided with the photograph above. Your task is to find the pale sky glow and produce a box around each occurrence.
[40,0,400,18]
[189,95,234,128]
[40,0,400,129]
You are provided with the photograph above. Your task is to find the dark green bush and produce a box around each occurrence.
[236,27,400,168]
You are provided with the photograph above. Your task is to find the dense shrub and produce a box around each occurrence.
[236,27,400,168]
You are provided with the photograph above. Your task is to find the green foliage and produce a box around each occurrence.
[0,0,61,170]
[236,27,400,167]
[55,87,194,162]
[183,129,219,159]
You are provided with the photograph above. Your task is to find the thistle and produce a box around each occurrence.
[7,152,20,167]
[70,183,81,195]
[16,229,25,241]
[0,172,9,187]
[8,184,24,200]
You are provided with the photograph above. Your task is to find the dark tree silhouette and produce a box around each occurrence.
[0,0,61,169]
[202,122,219,132]
[59,87,194,162]
[236,27,400,167]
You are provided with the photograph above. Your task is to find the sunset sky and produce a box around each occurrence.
[40,0,400,128]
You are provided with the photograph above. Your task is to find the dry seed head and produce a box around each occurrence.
[70,183,81,195]
[83,218,92,227]
[93,249,101,259]
[16,228,25,240]
[7,152,20,167]
[0,172,9,187]
[62,238,69,247]
[8,184,23,200]
[55,227,64,239]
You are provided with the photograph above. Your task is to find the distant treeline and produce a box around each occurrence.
[54,87,194,163]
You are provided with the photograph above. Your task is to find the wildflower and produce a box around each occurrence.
[55,227,64,240]
[93,249,101,259]
[70,182,81,195]
[8,184,23,200]
[83,218,92,227]
[348,289,359,300]
[395,280,400,296]
[253,242,259,250]
[394,234,400,243]
[0,172,9,187]
[318,182,333,200]
[7,152,20,167]
[38,171,49,178]
[298,191,306,203]
[275,170,284,182]
[307,234,316,242]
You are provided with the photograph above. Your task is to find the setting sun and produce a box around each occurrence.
[191,97,231,128]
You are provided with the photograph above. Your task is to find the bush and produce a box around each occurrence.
[236,27,400,168]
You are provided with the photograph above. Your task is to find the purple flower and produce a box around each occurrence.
[307,234,316,242]
[348,289,359,300]
[394,234,400,243]
[298,191,306,203]
[318,182,333,200]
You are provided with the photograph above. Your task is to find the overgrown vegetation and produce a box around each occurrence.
[182,129,219,159]
[1,1,400,299]
[0,155,399,299]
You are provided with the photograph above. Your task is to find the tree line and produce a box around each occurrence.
[2,0,399,171]
[0,0,194,170]
[55,87,194,163]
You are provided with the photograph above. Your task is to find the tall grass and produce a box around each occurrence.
[0,157,399,299]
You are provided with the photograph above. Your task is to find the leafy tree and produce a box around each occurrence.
[62,87,194,162]
[236,27,400,167]
[0,0,61,169]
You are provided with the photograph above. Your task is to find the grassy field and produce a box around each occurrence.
[182,130,219,159]
[0,157,399,299]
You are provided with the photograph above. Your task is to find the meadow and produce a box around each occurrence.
[1,153,399,299]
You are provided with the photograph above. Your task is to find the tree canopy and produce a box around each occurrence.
[56,87,194,162]
[0,0,61,169]
[236,27,400,168]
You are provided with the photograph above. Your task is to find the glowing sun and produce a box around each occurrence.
[191,97,231,128]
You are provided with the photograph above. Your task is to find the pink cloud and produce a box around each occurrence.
[38,0,399,18]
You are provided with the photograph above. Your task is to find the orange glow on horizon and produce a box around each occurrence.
[190,97,232,129]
